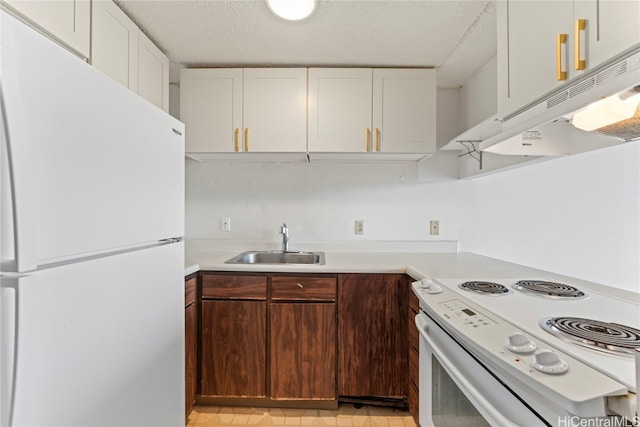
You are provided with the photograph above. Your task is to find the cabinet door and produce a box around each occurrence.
[574,0,640,70]
[91,0,139,92]
[271,303,336,400]
[337,274,408,398]
[372,69,436,154]
[180,69,243,153]
[201,300,266,397]
[243,68,307,152]
[138,32,170,112]
[185,301,197,415]
[2,0,90,58]
[184,276,197,417]
[498,0,574,117]
[307,68,373,152]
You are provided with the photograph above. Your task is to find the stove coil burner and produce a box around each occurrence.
[540,317,640,356]
[512,280,587,299]
[458,281,511,295]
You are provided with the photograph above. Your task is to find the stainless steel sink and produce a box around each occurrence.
[225,250,326,265]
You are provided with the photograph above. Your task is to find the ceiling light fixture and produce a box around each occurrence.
[266,0,316,21]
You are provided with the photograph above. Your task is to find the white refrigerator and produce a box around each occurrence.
[1,11,185,426]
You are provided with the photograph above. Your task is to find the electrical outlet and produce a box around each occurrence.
[221,217,231,232]
[355,220,364,235]
[430,220,440,236]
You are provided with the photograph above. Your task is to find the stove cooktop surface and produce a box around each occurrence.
[423,277,640,391]
[512,280,588,299]
[540,317,640,356]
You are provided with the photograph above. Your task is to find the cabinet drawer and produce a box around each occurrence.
[202,274,267,300]
[185,276,196,307]
[271,276,336,301]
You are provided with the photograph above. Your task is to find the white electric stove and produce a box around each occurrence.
[413,276,639,427]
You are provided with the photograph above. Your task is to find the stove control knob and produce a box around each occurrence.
[533,350,569,374]
[414,278,443,294]
[506,333,536,354]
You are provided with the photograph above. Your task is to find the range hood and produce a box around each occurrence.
[481,48,640,156]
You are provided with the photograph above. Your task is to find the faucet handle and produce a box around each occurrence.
[280,223,288,233]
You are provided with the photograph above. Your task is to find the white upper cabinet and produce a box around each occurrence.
[243,68,307,153]
[180,68,306,154]
[307,68,436,155]
[182,67,435,159]
[498,0,640,118]
[92,0,139,91]
[497,0,573,116]
[138,32,170,112]
[91,0,170,112]
[372,69,436,154]
[574,0,640,70]
[180,69,243,153]
[1,0,90,58]
[308,68,373,152]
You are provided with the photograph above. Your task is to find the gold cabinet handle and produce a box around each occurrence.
[365,128,371,152]
[244,128,249,152]
[574,19,586,70]
[375,128,381,152]
[556,33,567,81]
[234,128,240,152]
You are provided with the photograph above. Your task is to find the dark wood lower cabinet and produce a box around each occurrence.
[184,275,197,418]
[194,271,413,412]
[408,284,420,425]
[337,274,409,400]
[200,300,267,397]
[270,303,336,400]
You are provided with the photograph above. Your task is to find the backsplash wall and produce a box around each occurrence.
[185,156,469,244]
[184,142,639,293]
[463,142,640,293]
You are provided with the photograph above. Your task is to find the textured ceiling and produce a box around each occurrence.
[116,0,497,88]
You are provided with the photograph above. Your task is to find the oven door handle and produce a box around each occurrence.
[416,315,520,427]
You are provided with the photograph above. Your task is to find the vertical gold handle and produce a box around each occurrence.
[365,128,371,152]
[234,128,240,152]
[556,33,567,81]
[244,128,249,152]
[375,128,381,152]
[574,19,586,70]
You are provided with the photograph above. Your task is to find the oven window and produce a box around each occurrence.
[432,356,491,427]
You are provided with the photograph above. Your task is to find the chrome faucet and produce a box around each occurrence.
[280,223,289,252]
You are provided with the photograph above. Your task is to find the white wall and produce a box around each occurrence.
[462,142,640,293]
[185,159,469,244]
[460,55,497,129]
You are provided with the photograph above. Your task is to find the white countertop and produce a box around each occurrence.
[184,239,639,303]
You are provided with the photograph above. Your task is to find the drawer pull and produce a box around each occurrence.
[297,283,304,289]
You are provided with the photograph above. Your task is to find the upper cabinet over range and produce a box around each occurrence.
[180,68,436,160]
[498,0,640,118]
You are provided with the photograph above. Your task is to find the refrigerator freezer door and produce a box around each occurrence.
[1,242,185,426]
[0,11,184,272]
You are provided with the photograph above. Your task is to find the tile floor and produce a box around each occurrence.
[186,404,417,427]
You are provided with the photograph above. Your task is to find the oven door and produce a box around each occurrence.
[416,312,548,427]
